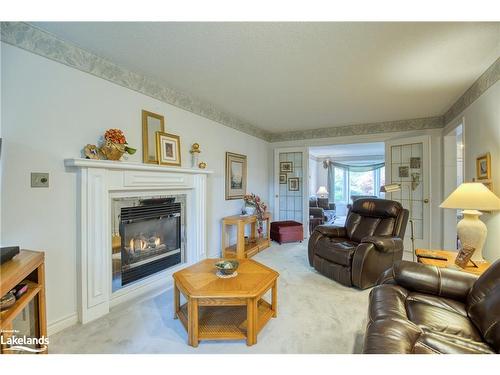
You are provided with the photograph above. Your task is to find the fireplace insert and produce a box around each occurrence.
[112,196,185,292]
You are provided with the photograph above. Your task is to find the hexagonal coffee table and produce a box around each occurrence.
[173,258,279,347]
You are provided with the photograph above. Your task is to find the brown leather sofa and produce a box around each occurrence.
[308,198,408,289]
[363,260,500,354]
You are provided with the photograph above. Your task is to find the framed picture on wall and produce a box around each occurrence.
[280,161,293,173]
[156,132,181,166]
[288,177,299,191]
[398,166,409,178]
[476,152,491,180]
[225,152,247,200]
[279,174,287,184]
[142,110,165,164]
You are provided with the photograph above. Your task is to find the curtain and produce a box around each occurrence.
[326,160,384,203]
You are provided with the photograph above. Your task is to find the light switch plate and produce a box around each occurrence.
[31,172,49,188]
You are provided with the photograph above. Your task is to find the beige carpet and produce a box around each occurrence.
[49,242,371,353]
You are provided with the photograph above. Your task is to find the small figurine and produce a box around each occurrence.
[190,143,201,168]
[198,161,207,169]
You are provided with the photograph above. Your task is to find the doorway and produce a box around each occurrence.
[308,142,386,226]
[273,147,308,231]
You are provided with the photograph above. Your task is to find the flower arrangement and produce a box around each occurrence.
[243,193,267,235]
[84,129,136,161]
[104,129,127,144]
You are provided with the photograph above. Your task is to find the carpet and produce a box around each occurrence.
[49,242,370,353]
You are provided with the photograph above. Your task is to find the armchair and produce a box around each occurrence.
[308,198,408,289]
[309,197,336,223]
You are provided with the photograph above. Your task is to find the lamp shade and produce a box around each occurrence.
[316,186,328,196]
[440,183,500,211]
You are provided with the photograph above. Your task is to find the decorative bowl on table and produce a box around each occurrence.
[214,260,239,276]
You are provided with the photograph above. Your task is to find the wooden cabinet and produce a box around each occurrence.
[222,213,271,259]
[0,250,47,354]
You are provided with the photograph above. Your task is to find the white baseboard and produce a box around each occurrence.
[47,312,79,336]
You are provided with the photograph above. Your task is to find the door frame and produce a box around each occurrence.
[385,135,432,252]
[273,146,309,237]
[442,117,465,250]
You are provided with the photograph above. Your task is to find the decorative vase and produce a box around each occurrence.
[101,141,125,161]
[242,203,256,216]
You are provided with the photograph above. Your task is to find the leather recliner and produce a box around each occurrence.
[363,260,500,354]
[308,198,409,289]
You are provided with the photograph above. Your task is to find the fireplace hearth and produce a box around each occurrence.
[112,195,185,292]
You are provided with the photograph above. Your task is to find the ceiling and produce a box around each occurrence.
[309,142,385,159]
[31,22,500,134]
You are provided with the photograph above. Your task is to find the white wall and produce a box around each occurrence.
[444,81,500,261]
[271,130,444,249]
[308,157,318,198]
[0,43,271,328]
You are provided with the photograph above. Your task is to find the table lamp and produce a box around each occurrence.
[440,182,500,262]
[316,186,328,197]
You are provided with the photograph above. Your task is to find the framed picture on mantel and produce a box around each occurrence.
[156,132,181,167]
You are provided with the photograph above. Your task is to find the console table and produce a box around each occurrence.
[0,250,47,354]
[222,213,271,259]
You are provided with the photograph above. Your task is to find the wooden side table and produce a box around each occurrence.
[415,249,491,276]
[0,250,47,354]
[221,212,271,259]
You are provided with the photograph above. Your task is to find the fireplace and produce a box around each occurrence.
[111,195,186,292]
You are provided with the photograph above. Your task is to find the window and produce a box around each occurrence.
[333,167,345,201]
[349,170,375,196]
[331,166,385,203]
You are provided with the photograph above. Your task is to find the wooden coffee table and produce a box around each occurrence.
[173,258,279,347]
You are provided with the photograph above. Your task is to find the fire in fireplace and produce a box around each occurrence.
[111,195,185,292]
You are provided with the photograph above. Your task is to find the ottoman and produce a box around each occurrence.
[270,221,303,244]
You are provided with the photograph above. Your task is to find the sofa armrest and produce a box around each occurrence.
[381,260,478,301]
[309,207,325,219]
[361,236,403,253]
[314,225,346,238]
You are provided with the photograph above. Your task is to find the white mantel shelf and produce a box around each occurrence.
[64,158,213,174]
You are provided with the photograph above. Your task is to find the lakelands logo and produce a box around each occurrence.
[1,330,49,353]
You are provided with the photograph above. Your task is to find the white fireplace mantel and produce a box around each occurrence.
[65,158,212,323]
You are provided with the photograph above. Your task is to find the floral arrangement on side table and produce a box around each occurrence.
[84,129,136,161]
[243,193,267,236]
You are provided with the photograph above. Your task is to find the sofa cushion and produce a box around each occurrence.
[406,298,483,342]
[314,238,357,267]
[415,330,495,354]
